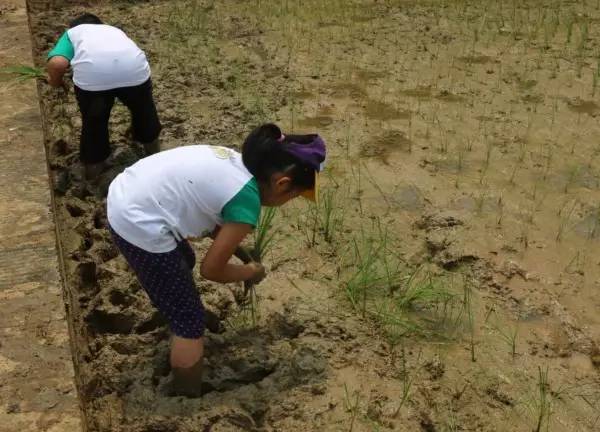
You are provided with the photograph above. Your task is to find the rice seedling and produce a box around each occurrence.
[350,159,364,216]
[0,64,45,82]
[588,205,600,239]
[475,188,488,215]
[363,163,392,213]
[341,215,463,340]
[407,110,413,153]
[343,383,361,432]
[550,95,559,128]
[533,366,552,432]
[345,226,401,316]
[251,207,278,262]
[509,160,522,186]
[542,147,553,181]
[484,134,494,169]
[519,223,530,249]
[556,199,577,242]
[436,116,449,154]
[463,280,476,362]
[496,194,504,226]
[376,267,462,341]
[550,57,560,79]
[490,318,519,359]
[318,187,346,244]
[563,164,580,193]
[392,343,414,418]
[531,174,544,201]
[564,250,585,275]
[457,142,467,173]
[236,207,277,326]
[566,12,575,44]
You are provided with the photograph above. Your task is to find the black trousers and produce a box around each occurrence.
[74,78,161,164]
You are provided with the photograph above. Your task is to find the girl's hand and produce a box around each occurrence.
[247,262,266,285]
[241,262,266,302]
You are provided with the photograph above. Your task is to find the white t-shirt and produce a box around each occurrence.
[107,145,260,253]
[66,24,150,91]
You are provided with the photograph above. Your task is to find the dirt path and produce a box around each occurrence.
[0,1,81,431]
[24,0,600,431]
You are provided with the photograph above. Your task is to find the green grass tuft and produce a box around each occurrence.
[0,65,45,82]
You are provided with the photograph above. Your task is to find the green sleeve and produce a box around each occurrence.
[47,32,74,61]
[221,178,261,227]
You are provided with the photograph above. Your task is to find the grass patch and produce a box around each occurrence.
[0,65,45,82]
[341,220,464,341]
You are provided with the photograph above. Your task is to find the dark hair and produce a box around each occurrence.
[69,13,102,28]
[242,123,316,190]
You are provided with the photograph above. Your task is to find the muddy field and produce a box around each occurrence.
[26,0,600,430]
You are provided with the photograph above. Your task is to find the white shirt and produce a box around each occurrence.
[107,145,256,253]
[67,24,150,91]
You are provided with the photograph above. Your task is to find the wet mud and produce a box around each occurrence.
[25,0,600,431]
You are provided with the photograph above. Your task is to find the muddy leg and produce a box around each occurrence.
[169,335,204,397]
[84,161,105,181]
[142,138,160,155]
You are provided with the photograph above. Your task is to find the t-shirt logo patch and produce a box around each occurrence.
[211,146,233,159]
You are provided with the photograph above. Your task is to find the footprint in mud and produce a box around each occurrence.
[108,288,135,308]
[77,232,94,252]
[53,170,71,195]
[52,138,69,156]
[77,260,98,293]
[155,330,325,401]
[85,308,137,335]
[93,208,108,229]
[65,200,86,217]
[201,357,278,394]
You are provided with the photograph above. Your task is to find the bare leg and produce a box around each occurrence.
[84,161,105,181]
[170,335,204,397]
[143,138,160,155]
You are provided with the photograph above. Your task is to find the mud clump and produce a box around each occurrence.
[415,212,464,230]
[267,311,306,339]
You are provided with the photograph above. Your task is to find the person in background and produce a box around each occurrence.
[46,13,161,180]
[106,123,326,396]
